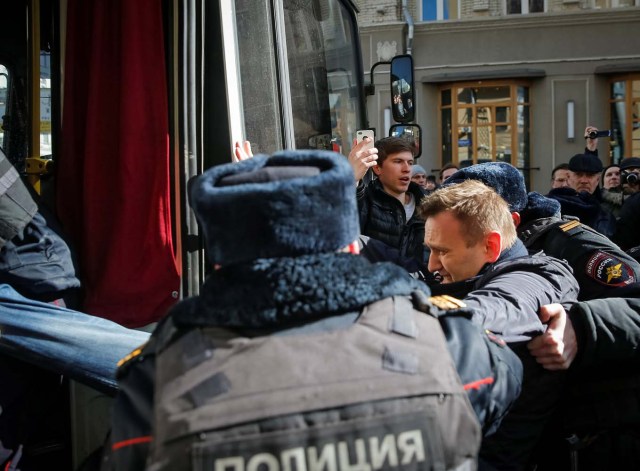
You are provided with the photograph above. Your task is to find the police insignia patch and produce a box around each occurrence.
[586,251,636,287]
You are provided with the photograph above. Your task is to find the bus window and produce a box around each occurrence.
[234,1,284,154]
[233,0,365,156]
[284,0,364,156]
[0,65,8,151]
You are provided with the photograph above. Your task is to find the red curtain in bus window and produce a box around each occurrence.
[57,0,180,327]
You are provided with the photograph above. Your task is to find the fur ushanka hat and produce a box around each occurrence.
[445,161,528,212]
[189,150,360,266]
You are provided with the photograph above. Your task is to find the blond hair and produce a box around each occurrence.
[418,180,517,248]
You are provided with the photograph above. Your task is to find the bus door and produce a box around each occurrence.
[0,0,369,324]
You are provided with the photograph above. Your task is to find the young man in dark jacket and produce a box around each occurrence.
[107,151,523,471]
[354,137,426,261]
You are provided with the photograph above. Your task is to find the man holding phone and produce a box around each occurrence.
[349,136,426,261]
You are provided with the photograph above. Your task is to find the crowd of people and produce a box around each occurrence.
[0,127,639,471]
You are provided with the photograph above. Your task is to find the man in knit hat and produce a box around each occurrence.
[108,151,523,471]
[410,163,428,189]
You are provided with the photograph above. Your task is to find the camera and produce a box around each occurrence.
[586,130,612,139]
[621,171,639,185]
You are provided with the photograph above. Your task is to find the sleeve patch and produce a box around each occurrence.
[585,251,636,287]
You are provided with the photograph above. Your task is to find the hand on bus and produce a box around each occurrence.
[348,138,378,182]
[235,141,253,161]
[527,303,577,370]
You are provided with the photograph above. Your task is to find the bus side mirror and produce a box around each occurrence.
[390,124,422,159]
[390,55,415,123]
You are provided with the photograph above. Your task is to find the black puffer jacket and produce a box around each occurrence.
[357,179,426,260]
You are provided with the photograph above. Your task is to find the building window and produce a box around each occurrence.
[609,75,640,163]
[440,81,531,186]
[422,0,450,20]
[506,0,545,14]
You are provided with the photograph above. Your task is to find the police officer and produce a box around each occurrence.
[107,151,523,471]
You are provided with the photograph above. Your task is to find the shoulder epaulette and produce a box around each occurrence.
[559,219,581,233]
[429,295,466,311]
[117,342,147,368]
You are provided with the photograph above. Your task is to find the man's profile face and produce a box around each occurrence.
[424,211,493,283]
[551,169,570,189]
[374,151,414,197]
[568,171,600,194]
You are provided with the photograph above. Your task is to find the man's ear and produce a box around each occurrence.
[485,231,502,263]
[511,211,521,228]
[372,164,382,176]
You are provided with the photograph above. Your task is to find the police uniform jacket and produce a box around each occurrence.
[356,179,426,260]
[515,194,640,467]
[108,253,523,470]
[518,195,640,365]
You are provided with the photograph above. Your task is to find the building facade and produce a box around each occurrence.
[357,0,640,191]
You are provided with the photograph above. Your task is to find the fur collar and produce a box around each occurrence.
[520,191,561,225]
[170,253,429,328]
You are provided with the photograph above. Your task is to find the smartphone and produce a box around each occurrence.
[356,129,375,150]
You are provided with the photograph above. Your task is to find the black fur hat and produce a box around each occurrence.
[445,162,528,212]
[189,150,359,265]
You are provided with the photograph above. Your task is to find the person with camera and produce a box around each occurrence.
[614,157,640,250]
[547,126,616,238]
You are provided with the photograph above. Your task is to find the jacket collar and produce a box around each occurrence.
[170,253,429,328]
